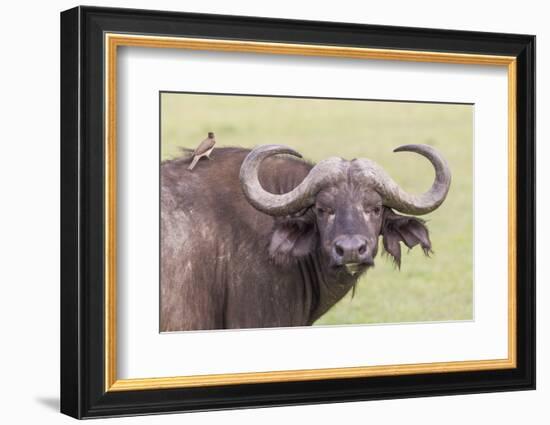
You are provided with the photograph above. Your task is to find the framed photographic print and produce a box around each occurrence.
[60,6,535,419]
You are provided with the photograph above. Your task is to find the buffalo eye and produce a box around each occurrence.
[315,206,334,216]
[364,205,382,216]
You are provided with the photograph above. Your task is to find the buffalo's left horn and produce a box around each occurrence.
[240,144,346,216]
[352,144,451,215]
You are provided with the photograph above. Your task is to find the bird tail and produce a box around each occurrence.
[188,156,199,170]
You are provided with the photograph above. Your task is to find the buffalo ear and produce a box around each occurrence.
[381,208,432,268]
[268,211,317,265]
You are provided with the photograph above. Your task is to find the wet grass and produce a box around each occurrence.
[161,93,473,325]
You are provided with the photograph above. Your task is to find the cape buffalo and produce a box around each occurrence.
[160,144,451,331]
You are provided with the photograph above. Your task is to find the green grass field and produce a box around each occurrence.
[161,93,473,325]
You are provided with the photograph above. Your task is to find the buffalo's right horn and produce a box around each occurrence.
[239,144,346,216]
[352,144,451,215]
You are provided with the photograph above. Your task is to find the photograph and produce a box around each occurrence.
[160,93,472,332]
[59,6,535,418]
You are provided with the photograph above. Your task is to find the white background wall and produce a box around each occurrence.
[0,1,545,423]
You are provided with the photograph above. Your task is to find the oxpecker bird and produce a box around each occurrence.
[188,132,216,171]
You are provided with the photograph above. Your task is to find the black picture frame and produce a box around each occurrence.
[60,5,535,419]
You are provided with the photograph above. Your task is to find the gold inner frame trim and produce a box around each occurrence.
[104,33,518,392]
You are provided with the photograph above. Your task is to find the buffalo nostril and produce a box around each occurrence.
[333,236,370,263]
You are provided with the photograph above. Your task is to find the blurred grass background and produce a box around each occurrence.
[161,92,473,325]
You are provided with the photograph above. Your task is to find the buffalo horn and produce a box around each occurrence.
[239,144,346,216]
[352,144,451,215]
